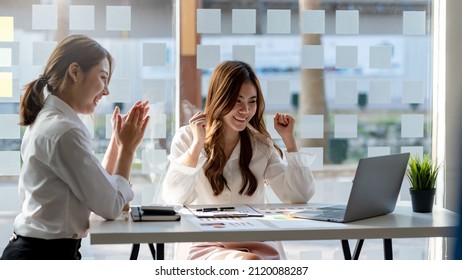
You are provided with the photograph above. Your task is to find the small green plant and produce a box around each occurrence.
[407,154,441,191]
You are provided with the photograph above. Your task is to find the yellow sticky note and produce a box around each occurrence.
[0,17,14,42]
[0,72,13,97]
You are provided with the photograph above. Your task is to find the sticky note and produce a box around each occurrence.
[301,45,324,69]
[335,80,357,104]
[0,72,13,98]
[232,45,255,66]
[143,79,167,103]
[401,114,424,138]
[143,43,167,66]
[32,5,57,30]
[334,114,357,138]
[232,9,256,34]
[300,115,324,139]
[70,5,95,30]
[0,17,14,41]
[370,45,392,69]
[336,10,359,34]
[33,41,56,65]
[0,151,20,176]
[197,45,220,69]
[336,46,358,69]
[301,10,325,34]
[369,80,391,104]
[267,10,291,34]
[403,11,426,35]
[0,114,19,139]
[106,6,131,31]
[402,80,424,104]
[197,9,221,33]
[267,80,290,104]
[107,79,131,103]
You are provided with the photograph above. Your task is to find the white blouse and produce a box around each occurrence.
[14,95,134,240]
[162,125,315,206]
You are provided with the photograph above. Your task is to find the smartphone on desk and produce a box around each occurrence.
[140,205,177,216]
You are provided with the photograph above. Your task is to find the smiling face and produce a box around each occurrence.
[222,81,257,136]
[65,58,110,115]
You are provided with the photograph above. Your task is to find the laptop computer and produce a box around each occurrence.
[291,153,410,223]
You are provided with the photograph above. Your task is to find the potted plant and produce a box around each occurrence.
[406,154,441,213]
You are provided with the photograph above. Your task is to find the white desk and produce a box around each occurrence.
[89,204,459,260]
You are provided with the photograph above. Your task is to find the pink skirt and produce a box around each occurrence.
[188,241,281,260]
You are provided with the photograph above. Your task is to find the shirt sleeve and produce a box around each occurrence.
[264,148,316,203]
[162,126,207,205]
[50,128,134,220]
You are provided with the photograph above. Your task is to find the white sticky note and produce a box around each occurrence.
[336,46,358,69]
[0,48,11,67]
[107,79,131,103]
[401,146,424,160]
[197,9,221,33]
[146,113,166,139]
[33,41,56,66]
[143,79,167,103]
[267,10,291,34]
[300,115,324,139]
[402,80,424,104]
[334,115,357,138]
[367,147,391,158]
[70,5,95,30]
[335,80,357,104]
[369,80,391,104]
[370,45,392,69]
[301,10,325,34]
[106,6,131,31]
[0,17,14,41]
[403,11,426,35]
[32,5,57,30]
[0,72,13,98]
[401,114,424,138]
[336,10,359,35]
[142,149,167,174]
[143,43,167,67]
[0,114,19,139]
[197,45,220,69]
[301,45,324,69]
[300,147,323,171]
[267,80,290,105]
[232,45,255,66]
[0,151,20,176]
[232,9,256,34]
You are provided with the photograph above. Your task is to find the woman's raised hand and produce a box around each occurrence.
[274,112,298,152]
[114,101,150,154]
[189,111,207,147]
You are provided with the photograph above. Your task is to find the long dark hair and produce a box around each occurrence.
[203,60,282,196]
[19,34,113,126]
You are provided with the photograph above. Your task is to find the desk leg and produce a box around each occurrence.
[341,240,352,260]
[130,244,140,260]
[341,239,364,260]
[383,239,393,260]
[156,243,165,260]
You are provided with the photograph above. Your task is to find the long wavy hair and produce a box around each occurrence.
[19,34,114,126]
[203,61,282,196]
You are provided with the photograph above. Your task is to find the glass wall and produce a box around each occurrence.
[0,0,438,259]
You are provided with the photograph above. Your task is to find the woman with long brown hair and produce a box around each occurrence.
[1,34,150,260]
[163,60,315,260]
